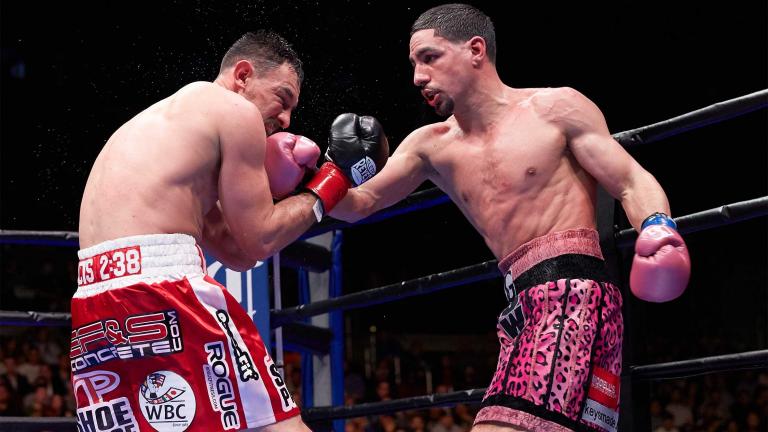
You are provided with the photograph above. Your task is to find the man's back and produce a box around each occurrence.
[79,82,225,248]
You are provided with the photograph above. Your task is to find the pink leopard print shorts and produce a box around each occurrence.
[475,229,623,432]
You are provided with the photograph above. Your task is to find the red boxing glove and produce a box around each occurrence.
[630,213,691,302]
[264,132,320,199]
[304,162,352,221]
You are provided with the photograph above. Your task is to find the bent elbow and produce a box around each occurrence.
[227,261,257,273]
[243,239,280,263]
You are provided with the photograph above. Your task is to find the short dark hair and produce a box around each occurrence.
[411,3,496,64]
[219,30,304,85]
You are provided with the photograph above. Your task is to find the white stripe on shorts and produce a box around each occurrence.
[188,275,277,428]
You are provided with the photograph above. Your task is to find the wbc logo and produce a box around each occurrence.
[138,370,196,432]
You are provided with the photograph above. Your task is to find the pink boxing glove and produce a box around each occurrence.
[264,132,321,199]
[630,213,691,302]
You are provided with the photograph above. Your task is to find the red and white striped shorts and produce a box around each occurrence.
[71,233,299,431]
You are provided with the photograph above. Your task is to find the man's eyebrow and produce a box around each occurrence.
[409,47,436,66]
[278,86,297,105]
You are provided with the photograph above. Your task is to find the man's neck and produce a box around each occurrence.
[453,75,517,133]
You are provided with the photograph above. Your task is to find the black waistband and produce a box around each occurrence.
[512,254,611,291]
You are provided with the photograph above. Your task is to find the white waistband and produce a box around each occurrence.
[76,234,206,297]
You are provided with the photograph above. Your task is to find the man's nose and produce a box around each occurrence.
[413,67,429,87]
[277,110,291,129]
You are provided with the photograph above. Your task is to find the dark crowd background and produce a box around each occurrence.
[1,1,766,431]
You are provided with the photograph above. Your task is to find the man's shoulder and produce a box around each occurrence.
[415,120,453,137]
[401,120,454,152]
[173,81,220,99]
[526,86,589,107]
[174,82,260,119]
[524,87,597,122]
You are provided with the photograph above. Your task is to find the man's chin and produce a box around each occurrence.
[434,102,454,117]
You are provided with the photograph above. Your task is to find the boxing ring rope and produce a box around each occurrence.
[303,349,768,421]
[2,194,765,329]
[2,349,765,430]
[613,89,767,147]
[0,417,75,432]
[0,89,765,431]
[615,196,768,247]
[0,229,79,246]
[274,195,768,325]
[630,349,768,381]
[0,310,71,327]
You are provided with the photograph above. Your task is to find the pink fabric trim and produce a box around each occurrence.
[497,229,603,279]
[474,406,574,431]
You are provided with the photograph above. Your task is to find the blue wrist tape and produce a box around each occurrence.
[641,212,677,231]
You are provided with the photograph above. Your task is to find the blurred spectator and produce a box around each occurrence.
[729,389,755,425]
[375,380,392,401]
[345,361,366,404]
[717,419,739,432]
[1,357,31,402]
[650,399,665,430]
[458,365,479,390]
[34,328,62,365]
[44,393,67,417]
[409,413,427,432]
[18,347,43,384]
[744,410,765,432]
[435,355,456,389]
[655,411,680,432]
[22,384,48,416]
[430,412,462,432]
[376,414,398,432]
[453,404,474,430]
[0,382,20,416]
[425,407,447,431]
[346,417,370,432]
[54,354,71,395]
[666,387,694,429]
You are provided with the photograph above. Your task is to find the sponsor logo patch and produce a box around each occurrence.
[70,310,183,372]
[498,271,525,340]
[580,367,620,432]
[264,355,297,412]
[78,246,142,286]
[138,371,196,432]
[73,370,139,432]
[203,341,241,430]
[215,310,258,382]
[350,156,376,185]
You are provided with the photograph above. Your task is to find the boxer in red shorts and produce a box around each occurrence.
[76,31,388,431]
[331,4,691,431]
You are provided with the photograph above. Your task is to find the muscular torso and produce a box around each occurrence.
[422,89,597,259]
[79,82,222,248]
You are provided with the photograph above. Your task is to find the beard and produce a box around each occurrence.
[264,119,280,135]
[434,94,455,117]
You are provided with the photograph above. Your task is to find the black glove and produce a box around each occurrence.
[325,113,389,186]
[304,113,389,220]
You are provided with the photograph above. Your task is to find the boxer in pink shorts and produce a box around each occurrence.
[479,229,623,431]
[331,4,691,430]
[76,31,388,431]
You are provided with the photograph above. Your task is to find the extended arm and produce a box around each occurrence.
[330,128,432,222]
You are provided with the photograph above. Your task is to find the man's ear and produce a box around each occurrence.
[233,60,255,90]
[468,36,487,67]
